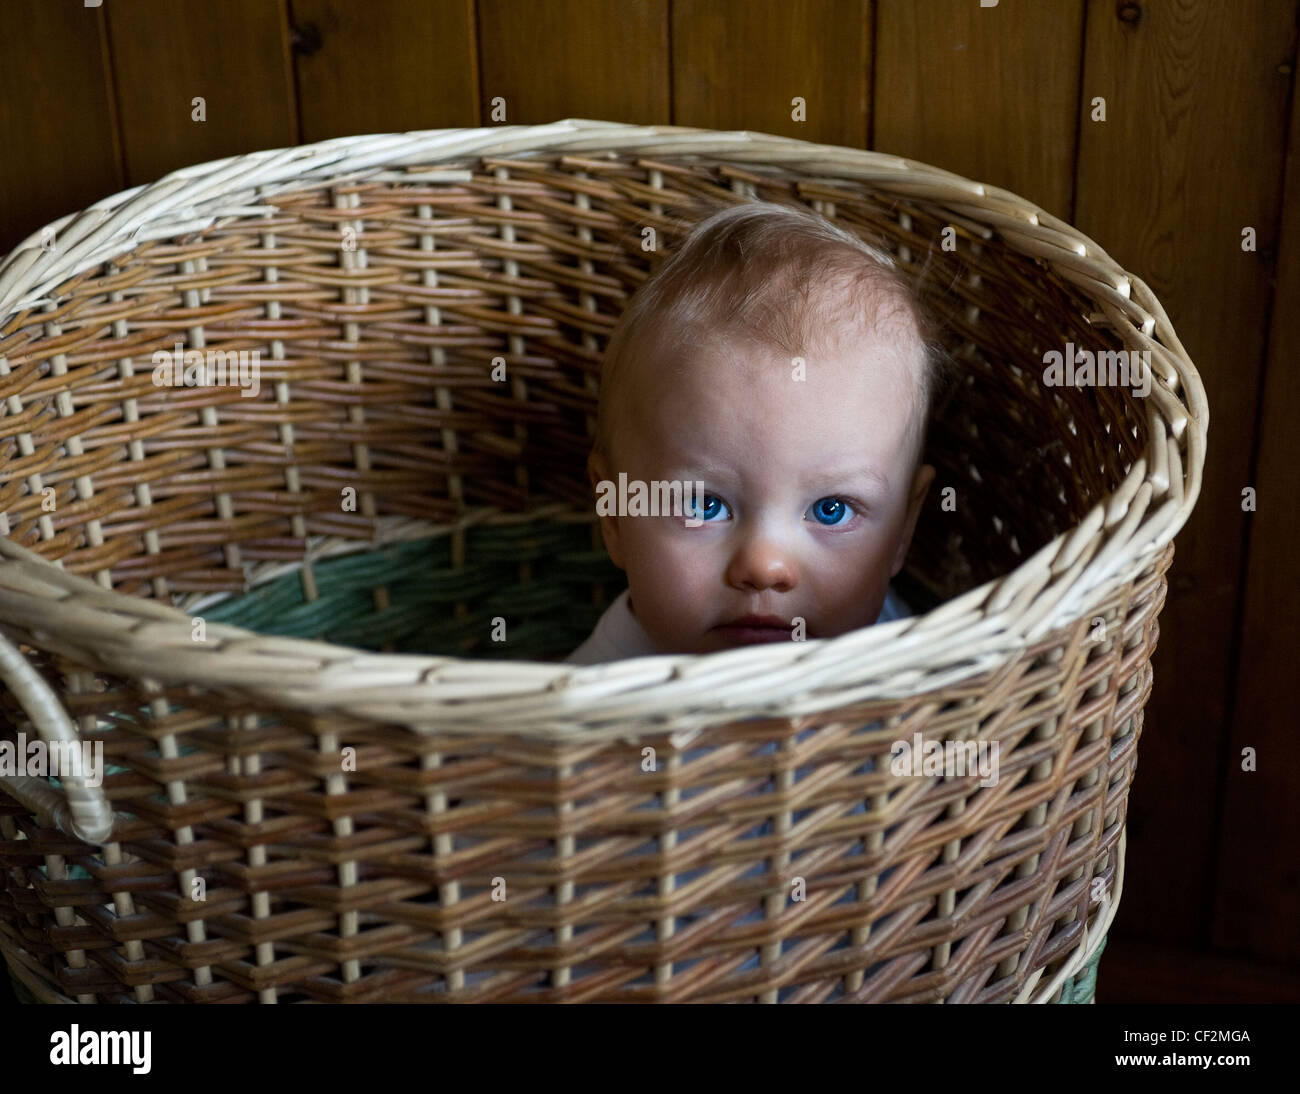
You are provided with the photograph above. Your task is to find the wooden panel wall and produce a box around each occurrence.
[1215,12,1300,962]
[0,0,1296,986]
[107,0,297,186]
[292,0,479,139]
[477,0,670,124]
[0,1,121,246]
[674,0,870,146]
[1074,0,1296,953]
[874,0,1084,220]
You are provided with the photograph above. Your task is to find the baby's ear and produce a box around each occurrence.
[588,451,626,570]
[891,462,935,578]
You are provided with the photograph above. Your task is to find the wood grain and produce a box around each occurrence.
[476,0,669,125]
[1097,936,1300,1003]
[673,0,869,146]
[1212,14,1300,961]
[0,0,121,254]
[874,0,1085,219]
[105,0,297,186]
[1074,0,1295,951]
[292,0,478,141]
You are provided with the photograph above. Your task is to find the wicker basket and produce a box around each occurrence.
[0,119,1206,1004]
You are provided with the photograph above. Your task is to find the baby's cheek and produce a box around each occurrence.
[626,532,715,638]
[812,552,891,634]
[824,592,883,637]
[660,549,718,622]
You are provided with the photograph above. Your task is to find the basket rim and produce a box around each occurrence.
[0,119,1207,739]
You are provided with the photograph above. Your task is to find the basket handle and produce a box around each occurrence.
[0,629,115,845]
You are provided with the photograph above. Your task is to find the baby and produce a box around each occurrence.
[567,201,946,665]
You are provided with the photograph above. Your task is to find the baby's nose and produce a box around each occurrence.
[725,534,798,593]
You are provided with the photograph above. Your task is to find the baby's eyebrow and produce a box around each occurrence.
[662,462,736,481]
[805,466,891,494]
[662,461,890,494]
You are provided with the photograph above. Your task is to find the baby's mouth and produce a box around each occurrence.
[712,615,796,645]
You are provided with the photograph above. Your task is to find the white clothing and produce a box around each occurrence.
[565,585,911,665]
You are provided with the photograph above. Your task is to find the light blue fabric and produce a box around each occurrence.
[875,583,911,624]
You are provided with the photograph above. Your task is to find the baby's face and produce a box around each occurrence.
[590,323,935,655]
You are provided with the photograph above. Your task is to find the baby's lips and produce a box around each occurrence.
[718,614,793,629]
[712,619,800,647]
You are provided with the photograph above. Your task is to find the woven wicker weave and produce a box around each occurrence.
[0,120,1205,1003]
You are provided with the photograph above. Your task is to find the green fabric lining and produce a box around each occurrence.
[199,525,624,659]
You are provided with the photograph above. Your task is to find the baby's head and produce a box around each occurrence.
[589,201,947,654]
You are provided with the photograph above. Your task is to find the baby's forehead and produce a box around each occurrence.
[667,314,925,392]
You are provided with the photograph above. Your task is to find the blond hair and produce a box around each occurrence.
[593,201,950,468]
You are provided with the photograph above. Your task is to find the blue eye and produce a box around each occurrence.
[684,494,728,522]
[809,497,852,526]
